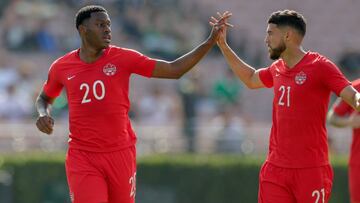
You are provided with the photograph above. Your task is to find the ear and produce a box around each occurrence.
[284,28,297,41]
[78,24,87,34]
[284,29,292,42]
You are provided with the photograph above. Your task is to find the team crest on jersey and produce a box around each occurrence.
[295,71,307,85]
[103,63,117,76]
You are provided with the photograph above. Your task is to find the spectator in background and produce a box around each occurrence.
[35,19,58,53]
[178,72,201,153]
[0,84,31,121]
[35,5,231,203]
[328,78,360,203]
[212,68,245,153]
[136,85,180,126]
[0,50,18,94]
[215,10,360,203]
[15,61,37,117]
[338,50,360,80]
[212,68,243,108]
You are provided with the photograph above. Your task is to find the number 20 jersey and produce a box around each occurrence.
[43,45,156,152]
[259,52,350,168]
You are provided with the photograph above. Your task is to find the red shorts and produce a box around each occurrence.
[258,162,333,203]
[349,164,360,203]
[65,147,137,203]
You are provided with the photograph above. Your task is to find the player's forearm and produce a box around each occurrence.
[327,110,351,128]
[354,92,360,111]
[35,92,54,117]
[35,96,51,117]
[169,39,214,78]
[218,42,256,88]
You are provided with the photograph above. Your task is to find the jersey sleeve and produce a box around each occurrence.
[258,67,273,88]
[321,59,351,96]
[333,99,353,116]
[42,62,63,98]
[127,49,156,77]
[333,80,360,116]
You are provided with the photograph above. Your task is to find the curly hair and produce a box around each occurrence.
[268,10,306,36]
[75,5,107,30]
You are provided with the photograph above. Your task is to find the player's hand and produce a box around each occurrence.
[208,11,233,44]
[36,115,54,135]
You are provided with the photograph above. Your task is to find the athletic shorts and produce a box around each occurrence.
[65,146,137,203]
[258,161,333,203]
[349,164,360,203]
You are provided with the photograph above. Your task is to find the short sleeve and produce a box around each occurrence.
[42,62,63,98]
[126,49,156,77]
[333,99,353,116]
[258,67,273,88]
[321,60,351,96]
[333,80,360,116]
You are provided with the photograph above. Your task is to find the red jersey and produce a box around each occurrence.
[43,45,156,152]
[259,52,350,168]
[332,79,360,166]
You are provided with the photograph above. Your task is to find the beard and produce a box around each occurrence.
[269,41,286,60]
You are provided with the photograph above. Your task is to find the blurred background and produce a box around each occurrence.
[0,0,359,202]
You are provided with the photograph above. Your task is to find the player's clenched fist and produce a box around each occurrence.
[36,115,54,135]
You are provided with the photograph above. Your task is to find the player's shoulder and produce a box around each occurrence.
[307,51,332,65]
[108,45,143,56]
[305,51,339,71]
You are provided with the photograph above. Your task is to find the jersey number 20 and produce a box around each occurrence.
[80,80,105,104]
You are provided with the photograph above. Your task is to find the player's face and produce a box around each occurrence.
[265,24,286,60]
[83,12,111,49]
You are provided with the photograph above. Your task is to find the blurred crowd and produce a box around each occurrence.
[0,0,359,154]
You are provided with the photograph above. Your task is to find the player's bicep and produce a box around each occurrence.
[43,63,64,98]
[250,70,267,89]
[152,60,178,79]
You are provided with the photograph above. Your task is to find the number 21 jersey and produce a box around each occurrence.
[259,52,350,168]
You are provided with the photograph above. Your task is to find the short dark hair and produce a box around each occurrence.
[75,5,107,30]
[268,10,306,37]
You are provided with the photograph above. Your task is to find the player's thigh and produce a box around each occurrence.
[349,165,360,203]
[293,165,333,203]
[68,174,108,203]
[258,162,295,203]
[258,181,295,203]
[65,149,108,203]
[105,147,137,203]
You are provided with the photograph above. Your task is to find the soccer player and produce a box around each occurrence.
[35,5,231,203]
[328,79,360,203]
[212,10,360,203]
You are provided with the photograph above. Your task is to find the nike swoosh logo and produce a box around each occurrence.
[67,75,76,80]
[275,67,280,77]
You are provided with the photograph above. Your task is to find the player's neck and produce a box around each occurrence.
[79,45,105,64]
[281,47,306,69]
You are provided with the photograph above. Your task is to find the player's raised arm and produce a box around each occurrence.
[35,90,55,135]
[216,14,265,89]
[151,12,232,79]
